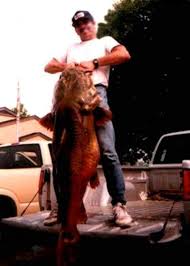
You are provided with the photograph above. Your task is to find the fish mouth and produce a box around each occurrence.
[79,94,102,113]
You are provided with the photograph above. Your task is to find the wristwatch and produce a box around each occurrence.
[92,59,99,69]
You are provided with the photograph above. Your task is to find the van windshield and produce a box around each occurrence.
[153,133,190,164]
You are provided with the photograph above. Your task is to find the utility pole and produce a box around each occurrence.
[16,81,20,143]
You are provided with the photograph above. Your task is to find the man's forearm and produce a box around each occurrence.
[44,58,66,74]
[98,45,131,67]
[44,65,65,74]
[79,45,131,72]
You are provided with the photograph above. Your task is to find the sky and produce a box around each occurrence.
[0,0,116,117]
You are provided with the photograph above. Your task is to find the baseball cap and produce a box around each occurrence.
[72,11,94,27]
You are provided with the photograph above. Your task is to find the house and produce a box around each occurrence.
[0,107,52,144]
[0,107,17,123]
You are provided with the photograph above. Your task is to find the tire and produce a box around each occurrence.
[0,196,17,219]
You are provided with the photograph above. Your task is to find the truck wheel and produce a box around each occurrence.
[0,196,17,219]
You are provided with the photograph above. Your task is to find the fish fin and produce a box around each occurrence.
[39,112,54,131]
[93,107,112,126]
[89,172,100,189]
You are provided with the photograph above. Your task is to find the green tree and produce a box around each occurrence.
[97,0,190,164]
[98,0,153,43]
[12,103,29,118]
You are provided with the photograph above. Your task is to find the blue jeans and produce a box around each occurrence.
[95,84,126,206]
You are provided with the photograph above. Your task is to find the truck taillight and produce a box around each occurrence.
[182,160,190,225]
[182,160,190,201]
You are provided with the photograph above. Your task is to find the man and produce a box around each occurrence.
[44,10,132,227]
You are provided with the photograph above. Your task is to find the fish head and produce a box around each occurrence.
[55,67,101,112]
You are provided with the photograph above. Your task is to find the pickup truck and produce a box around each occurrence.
[0,141,52,218]
[1,130,190,264]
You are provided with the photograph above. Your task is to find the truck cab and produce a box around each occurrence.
[148,130,190,196]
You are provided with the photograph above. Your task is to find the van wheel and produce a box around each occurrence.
[0,197,17,219]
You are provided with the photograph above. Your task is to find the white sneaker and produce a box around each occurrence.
[43,208,59,226]
[113,203,132,226]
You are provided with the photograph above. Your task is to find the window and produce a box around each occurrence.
[0,144,42,169]
[0,149,13,168]
[153,134,190,164]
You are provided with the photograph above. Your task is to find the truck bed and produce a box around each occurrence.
[0,200,185,266]
[0,200,183,245]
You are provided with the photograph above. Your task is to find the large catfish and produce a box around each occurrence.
[40,67,112,265]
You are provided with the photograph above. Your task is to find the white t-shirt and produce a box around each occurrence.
[59,36,120,87]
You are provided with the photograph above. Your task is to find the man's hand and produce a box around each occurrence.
[78,61,95,73]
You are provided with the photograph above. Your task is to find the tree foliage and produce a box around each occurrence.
[12,103,29,118]
[97,0,190,164]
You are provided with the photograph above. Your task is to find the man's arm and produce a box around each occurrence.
[44,58,76,74]
[97,45,131,66]
[79,45,131,72]
[44,58,66,74]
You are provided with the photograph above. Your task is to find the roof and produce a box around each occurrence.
[0,115,40,127]
[0,107,16,117]
[20,132,52,141]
